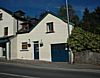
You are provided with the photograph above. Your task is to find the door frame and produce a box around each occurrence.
[33,41,39,60]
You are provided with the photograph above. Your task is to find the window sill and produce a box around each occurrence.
[20,49,29,51]
[3,35,8,37]
[0,19,3,20]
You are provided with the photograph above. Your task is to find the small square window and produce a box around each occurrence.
[22,42,28,50]
[4,27,8,36]
[0,13,3,20]
[46,22,54,33]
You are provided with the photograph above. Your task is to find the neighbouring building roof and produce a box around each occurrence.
[0,7,13,15]
[17,18,39,34]
[13,10,28,21]
[0,7,28,21]
[14,10,25,15]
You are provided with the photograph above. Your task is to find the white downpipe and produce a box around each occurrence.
[69,48,73,64]
[6,42,10,60]
[0,47,3,57]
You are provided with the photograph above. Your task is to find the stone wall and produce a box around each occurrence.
[74,52,100,65]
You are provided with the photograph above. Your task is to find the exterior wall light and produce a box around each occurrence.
[28,39,31,47]
[40,39,43,47]
[65,43,69,50]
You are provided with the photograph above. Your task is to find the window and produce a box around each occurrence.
[4,27,8,36]
[21,24,29,32]
[22,42,28,50]
[46,22,54,33]
[0,13,2,20]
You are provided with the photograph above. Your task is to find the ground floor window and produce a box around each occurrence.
[22,42,28,50]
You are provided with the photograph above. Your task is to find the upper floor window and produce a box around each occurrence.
[22,24,29,31]
[4,27,8,36]
[0,13,3,20]
[46,22,54,33]
[22,42,28,50]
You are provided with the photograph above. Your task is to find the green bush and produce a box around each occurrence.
[68,27,100,53]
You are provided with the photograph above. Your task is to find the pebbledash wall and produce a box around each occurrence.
[16,14,73,62]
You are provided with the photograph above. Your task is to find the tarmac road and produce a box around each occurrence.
[0,63,100,78]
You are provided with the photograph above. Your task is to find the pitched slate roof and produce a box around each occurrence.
[0,7,28,21]
[0,7,13,15]
[14,10,25,14]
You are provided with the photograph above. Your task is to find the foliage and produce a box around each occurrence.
[58,5,79,26]
[82,8,90,31]
[81,7,100,34]
[58,5,67,20]
[39,11,49,19]
[68,27,100,53]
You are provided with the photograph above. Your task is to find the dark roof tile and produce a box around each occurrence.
[0,7,13,15]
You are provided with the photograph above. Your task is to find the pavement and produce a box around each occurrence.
[0,58,100,73]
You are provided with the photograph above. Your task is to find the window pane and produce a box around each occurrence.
[4,27,8,36]
[46,22,54,33]
[0,13,2,20]
[22,42,28,49]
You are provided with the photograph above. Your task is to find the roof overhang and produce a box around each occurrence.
[0,39,9,44]
[0,35,14,43]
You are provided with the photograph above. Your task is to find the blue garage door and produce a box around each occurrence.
[51,43,69,62]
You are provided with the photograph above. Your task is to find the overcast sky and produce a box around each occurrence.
[0,0,100,18]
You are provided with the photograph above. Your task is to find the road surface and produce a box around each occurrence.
[0,63,100,78]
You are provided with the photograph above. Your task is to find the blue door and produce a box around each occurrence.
[34,41,39,59]
[51,43,69,62]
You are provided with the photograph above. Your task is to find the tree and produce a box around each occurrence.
[82,8,91,31]
[58,5,67,20]
[58,5,79,26]
[39,11,49,19]
[91,6,100,34]
[81,7,100,34]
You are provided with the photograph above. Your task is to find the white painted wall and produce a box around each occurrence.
[17,33,32,60]
[17,14,73,62]
[0,9,24,60]
[18,20,23,30]
[10,36,18,59]
[0,9,14,37]
[0,9,24,37]
[13,19,23,34]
